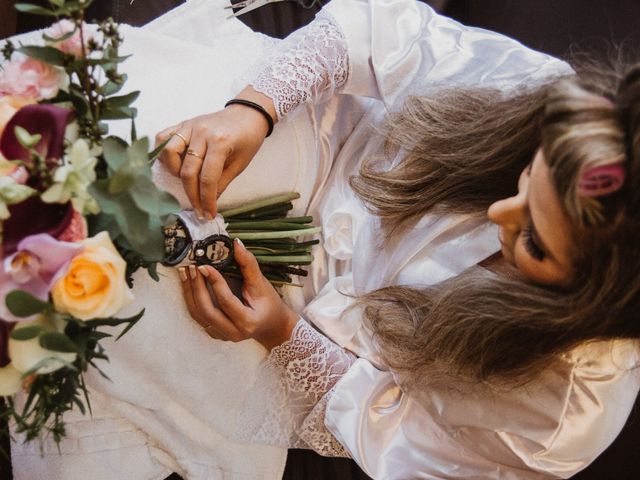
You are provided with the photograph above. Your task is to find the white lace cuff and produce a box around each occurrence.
[270,319,356,456]
[252,10,349,120]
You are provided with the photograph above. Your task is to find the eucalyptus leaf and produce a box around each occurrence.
[42,28,76,43]
[100,80,124,96]
[10,325,46,341]
[100,106,137,120]
[5,290,49,317]
[47,89,89,116]
[101,136,128,171]
[14,3,56,16]
[130,175,180,216]
[104,91,140,108]
[39,332,79,353]
[17,46,67,66]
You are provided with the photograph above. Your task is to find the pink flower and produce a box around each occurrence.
[0,234,82,322]
[0,56,65,101]
[46,19,92,58]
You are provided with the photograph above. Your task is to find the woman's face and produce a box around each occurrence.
[487,149,575,287]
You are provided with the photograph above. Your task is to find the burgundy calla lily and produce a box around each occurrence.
[0,104,74,167]
[3,198,73,257]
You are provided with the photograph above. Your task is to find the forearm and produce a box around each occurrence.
[250,9,349,120]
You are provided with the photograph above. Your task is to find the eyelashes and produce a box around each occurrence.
[523,225,545,261]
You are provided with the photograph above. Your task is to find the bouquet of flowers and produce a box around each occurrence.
[0,0,321,448]
[0,0,179,444]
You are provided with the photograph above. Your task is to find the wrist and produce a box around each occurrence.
[227,85,278,138]
[256,309,299,351]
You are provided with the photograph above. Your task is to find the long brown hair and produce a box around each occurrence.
[349,64,640,389]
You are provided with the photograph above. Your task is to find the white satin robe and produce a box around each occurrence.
[295,0,640,479]
[7,0,640,479]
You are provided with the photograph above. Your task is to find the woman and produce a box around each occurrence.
[9,0,640,478]
[157,0,640,478]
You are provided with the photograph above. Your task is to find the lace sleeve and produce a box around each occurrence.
[251,10,349,120]
[269,319,357,456]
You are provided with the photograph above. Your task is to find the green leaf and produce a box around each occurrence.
[14,3,56,16]
[42,27,76,43]
[10,325,46,341]
[104,91,139,108]
[47,89,89,116]
[130,175,180,216]
[101,136,128,171]
[17,45,67,66]
[115,309,144,341]
[100,106,137,121]
[5,290,49,317]
[100,76,126,96]
[39,332,79,353]
[148,136,170,163]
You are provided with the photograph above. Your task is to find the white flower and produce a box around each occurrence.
[41,139,97,213]
[0,315,78,395]
[0,176,36,220]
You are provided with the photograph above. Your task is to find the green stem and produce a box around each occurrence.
[230,226,321,240]
[220,192,300,218]
[254,255,314,265]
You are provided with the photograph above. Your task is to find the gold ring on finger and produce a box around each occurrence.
[174,132,188,146]
[186,149,204,160]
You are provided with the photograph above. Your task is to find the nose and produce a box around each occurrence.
[487,193,526,232]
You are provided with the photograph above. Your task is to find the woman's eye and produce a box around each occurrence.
[523,225,545,261]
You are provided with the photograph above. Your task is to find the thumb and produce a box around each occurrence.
[233,238,263,286]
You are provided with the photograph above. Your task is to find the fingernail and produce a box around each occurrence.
[198,265,209,277]
[178,267,187,282]
[205,211,213,221]
[189,265,197,280]
[235,238,244,249]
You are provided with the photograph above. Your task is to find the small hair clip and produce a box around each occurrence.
[577,163,626,198]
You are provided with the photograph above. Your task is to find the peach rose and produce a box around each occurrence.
[0,95,34,140]
[0,56,66,101]
[46,19,92,58]
[52,232,134,320]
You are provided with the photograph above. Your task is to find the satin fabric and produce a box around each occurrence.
[298,1,640,479]
[8,1,640,479]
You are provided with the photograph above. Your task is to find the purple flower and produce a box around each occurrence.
[0,104,73,169]
[0,233,82,322]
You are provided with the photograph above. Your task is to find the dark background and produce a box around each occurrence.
[2,1,640,479]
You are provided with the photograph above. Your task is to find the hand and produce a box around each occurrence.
[155,87,277,218]
[180,238,299,350]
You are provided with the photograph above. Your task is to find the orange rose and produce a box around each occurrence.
[0,96,35,141]
[52,232,134,320]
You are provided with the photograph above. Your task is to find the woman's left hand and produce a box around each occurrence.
[179,238,299,350]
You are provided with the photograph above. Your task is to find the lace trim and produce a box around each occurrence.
[252,10,349,120]
[270,319,356,456]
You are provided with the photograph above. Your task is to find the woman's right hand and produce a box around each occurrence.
[155,87,277,218]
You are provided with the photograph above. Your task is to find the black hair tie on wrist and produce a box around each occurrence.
[224,99,274,138]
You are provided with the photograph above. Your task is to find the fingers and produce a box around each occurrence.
[233,239,263,287]
[199,146,225,218]
[180,137,207,216]
[191,266,242,339]
[199,265,248,318]
[156,125,189,176]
